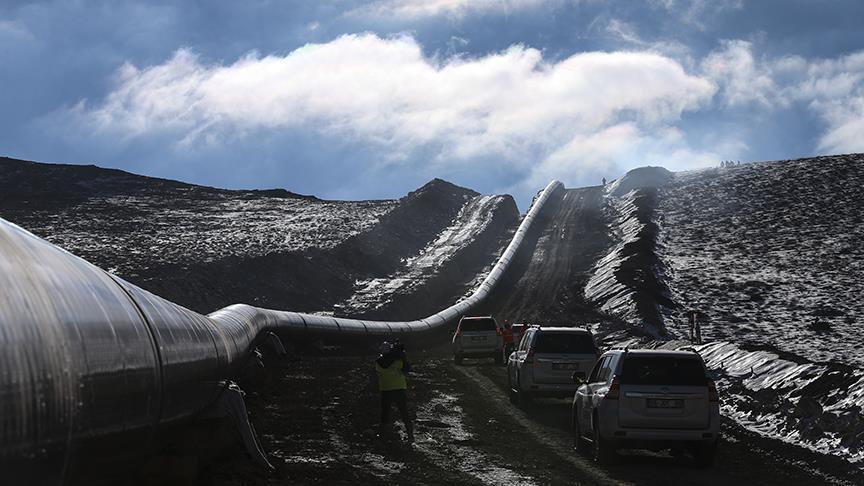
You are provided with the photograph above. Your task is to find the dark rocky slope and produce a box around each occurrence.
[0,157,518,315]
[586,154,864,463]
[585,168,676,338]
[658,154,864,363]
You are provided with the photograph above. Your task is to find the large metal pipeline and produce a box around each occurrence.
[208,180,564,341]
[0,179,564,480]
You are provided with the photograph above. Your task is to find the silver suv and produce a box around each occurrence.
[571,349,720,466]
[507,327,598,405]
[452,316,504,365]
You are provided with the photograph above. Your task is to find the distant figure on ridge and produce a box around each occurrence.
[688,310,703,344]
[602,177,607,186]
[375,340,414,444]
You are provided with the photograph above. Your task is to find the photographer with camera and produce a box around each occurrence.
[375,339,414,443]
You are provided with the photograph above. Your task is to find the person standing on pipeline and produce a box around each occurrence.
[375,340,415,444]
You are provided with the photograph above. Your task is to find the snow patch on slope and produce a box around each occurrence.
[658,155,864,365]
[648,154,864,464]
[337,195,509,315]
[585,167,674,337]
[6,190,395,277]
[697,341,864,462]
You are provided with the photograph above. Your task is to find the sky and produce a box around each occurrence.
[1,0,863,207]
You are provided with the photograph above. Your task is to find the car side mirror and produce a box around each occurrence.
[572,371,586,384]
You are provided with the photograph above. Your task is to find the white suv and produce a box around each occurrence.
[452,316,504,365]
[507,327,598,405]
[571,349,720,466]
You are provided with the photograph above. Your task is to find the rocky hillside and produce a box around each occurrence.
[0,157,392,274]
[0,157,519,315]
[588,154,864,463]
[658,154,864,364]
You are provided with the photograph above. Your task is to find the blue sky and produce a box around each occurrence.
[1,0,863,207]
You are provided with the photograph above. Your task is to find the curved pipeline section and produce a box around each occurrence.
[0,179,563,477]
[208,179,565,344]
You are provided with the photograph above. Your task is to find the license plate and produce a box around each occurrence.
[647,398,684,409]
[552,363,578,370]
[471,336,485,341]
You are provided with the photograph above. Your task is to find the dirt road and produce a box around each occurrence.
[202,353,859,485]
[199,180,864,484]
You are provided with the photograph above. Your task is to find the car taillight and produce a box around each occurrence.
[525,348,534,364]
[605,376,620,400]
[708,380,719,403]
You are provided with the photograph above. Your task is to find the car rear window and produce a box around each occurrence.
[459,318,497,332]
[533,332,595,354]
[620,356,706,386]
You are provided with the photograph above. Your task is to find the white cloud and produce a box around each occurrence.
[702,41,864,153]
[701,40,778,107]
[68,33,717,185]
[649,0,745,31]
[349,0,552,20]
[0,19,34,41]
[523,123,720,190]
[600,18,691,60]
[797,52,864,153]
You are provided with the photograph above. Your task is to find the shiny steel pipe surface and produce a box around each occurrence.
[0,180,564,476]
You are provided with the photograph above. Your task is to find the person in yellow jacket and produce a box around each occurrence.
[376,340,414,443]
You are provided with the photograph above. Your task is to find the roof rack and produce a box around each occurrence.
[608,344,630,353]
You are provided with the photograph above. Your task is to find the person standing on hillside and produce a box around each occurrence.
[687,309,703,344]
[375,340,415,443]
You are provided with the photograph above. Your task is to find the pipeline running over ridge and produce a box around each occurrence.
[0,180,564,482]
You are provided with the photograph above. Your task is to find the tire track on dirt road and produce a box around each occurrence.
[455,361,857,486]
[449,363,623,485]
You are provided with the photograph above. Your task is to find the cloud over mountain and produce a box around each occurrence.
[64,33,716,197]
[4,1,864,203]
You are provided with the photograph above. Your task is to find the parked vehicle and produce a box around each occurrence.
[452,316,504,365]
[502,322,530,361]
[571,349,720,467]
[507,327,598,406]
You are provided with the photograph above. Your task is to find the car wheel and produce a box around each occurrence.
[592,416,614,465]
[572,407,588,454]
[693,441,717,468]
[515,374,532,408]
[454,354,463,365]
[517,389,532,408]
[507,374,518,404]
